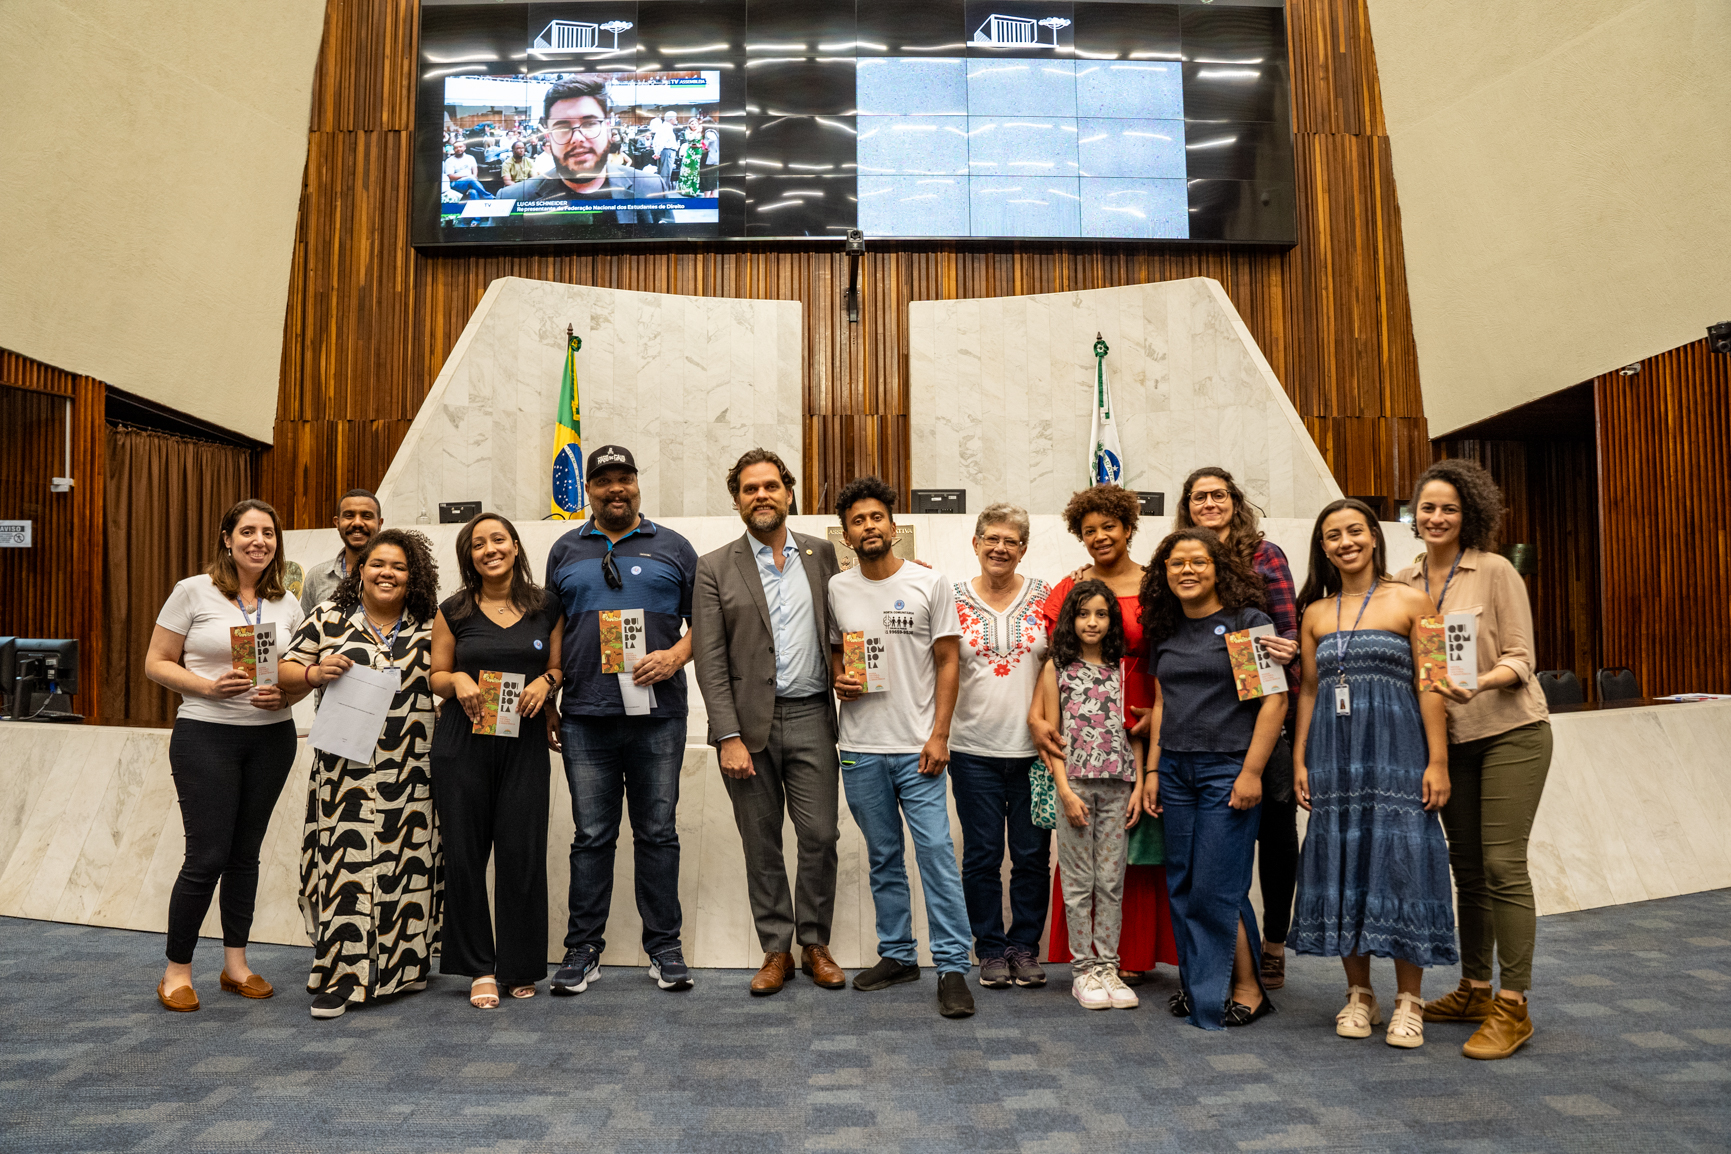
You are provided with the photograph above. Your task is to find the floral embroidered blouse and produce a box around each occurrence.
[951,575,1051,758]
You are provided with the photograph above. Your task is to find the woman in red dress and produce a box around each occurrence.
[1031,484,1178,982]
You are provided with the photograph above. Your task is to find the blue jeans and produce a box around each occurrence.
[559,715,684,956]
[840,752,972,973]
[1161,750,1268,1030]
[949,750,1050,958]
[448,178,494,200]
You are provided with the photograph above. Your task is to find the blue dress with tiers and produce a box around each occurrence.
[1288,628,1458,966]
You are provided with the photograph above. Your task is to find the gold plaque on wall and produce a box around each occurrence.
[827,526,917,571]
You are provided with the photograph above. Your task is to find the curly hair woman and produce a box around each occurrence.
[1030,485,1179,987]
[280,528,443,1020]
[1138,529,1285,1030]
[1394,459,1551,1060]
[1174,467,1303,991]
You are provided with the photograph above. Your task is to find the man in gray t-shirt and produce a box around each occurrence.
[298,489,381,614]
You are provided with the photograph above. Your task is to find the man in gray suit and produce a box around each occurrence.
[692,449,847,996]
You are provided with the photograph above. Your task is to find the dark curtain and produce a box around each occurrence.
[104,426,256,726]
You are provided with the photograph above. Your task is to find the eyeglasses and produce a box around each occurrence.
[978,534,1023,549]
[1165,558,1214,573]
[546,118,609,143]
[602,549,623,591]
[1189,489,1231,507]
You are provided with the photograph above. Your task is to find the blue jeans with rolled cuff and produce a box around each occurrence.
[840,751,972,974]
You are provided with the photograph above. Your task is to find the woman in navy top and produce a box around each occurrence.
[1140,529,1288,1029]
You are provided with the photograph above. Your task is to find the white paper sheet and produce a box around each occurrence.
[618,672,657,716]
[308,665,401,763]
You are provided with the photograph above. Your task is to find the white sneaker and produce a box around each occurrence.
[1071,969,1111,1011]
[1100,968,1140,1009]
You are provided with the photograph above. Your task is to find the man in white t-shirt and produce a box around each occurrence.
[826,476,974,1019]
[442,141,492,200]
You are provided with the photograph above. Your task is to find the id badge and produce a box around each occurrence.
[1334,684,1352,716]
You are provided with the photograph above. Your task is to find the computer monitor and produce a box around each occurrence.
[10,638,81,721]
[0,637,14,715]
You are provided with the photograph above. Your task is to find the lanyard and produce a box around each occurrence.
[1334,587,1375,685]
[1423,549,1464,612]
[234,596,263,626]
[358,608,404,666]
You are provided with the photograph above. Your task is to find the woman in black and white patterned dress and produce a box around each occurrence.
[280,529,442,1020]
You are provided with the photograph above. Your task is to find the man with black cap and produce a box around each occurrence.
[543,445,699,995]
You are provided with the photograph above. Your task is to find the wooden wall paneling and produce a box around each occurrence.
[1594,338,1731,696]
[264,0,1429,529]
[1435,435,1602,691]
[0,350,106,722]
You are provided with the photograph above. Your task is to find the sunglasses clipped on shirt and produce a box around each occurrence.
[602,549,623,590]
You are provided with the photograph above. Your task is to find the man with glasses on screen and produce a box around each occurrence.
[493,74,673,224]
[544,445,699,995]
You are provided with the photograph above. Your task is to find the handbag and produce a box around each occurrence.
[1028,759,1058,830]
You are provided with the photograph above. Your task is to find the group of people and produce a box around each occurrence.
[441,99,719,209]
[145,443,1552,1061]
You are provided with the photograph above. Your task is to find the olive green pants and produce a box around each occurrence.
[1442,721,1553,991]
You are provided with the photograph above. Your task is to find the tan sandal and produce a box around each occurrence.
[470,977,500,1009]
[1386,991,1425,1048]
[509,982,536,999]
[1335,985,1382,1038]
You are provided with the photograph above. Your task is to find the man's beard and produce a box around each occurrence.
[554,146,605,180]
[745,504,786,533]
[854,533,893,561]
[595,498,635,532]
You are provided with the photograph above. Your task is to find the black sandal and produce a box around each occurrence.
[1222,995,1275,1027]
[1168,989,1192,1018]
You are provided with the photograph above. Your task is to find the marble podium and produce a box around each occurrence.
[374,277,803,525]
[910,277,1342,517]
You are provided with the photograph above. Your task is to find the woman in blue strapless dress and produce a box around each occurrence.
[1289,499,1457,1049]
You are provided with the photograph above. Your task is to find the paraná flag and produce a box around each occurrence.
[1089,335,1123,486]
[551,330,586,518]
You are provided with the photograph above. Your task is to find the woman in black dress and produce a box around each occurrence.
[429,512,564,1008]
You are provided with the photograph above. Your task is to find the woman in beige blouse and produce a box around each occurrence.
[1395,458,1551,1061]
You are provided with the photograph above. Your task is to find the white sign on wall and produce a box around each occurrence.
[0,521,31,548]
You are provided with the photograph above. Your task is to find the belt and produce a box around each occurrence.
[774,691,830,706]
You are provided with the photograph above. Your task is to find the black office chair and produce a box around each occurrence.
[1536,670,1584,709]
[1597,667,1642,702]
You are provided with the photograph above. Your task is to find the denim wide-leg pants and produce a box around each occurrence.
[1161,749,1269,1029]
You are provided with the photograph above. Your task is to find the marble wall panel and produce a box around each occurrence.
[374,277,802,527]
[910,278,1342,516]
[6,701,1728,968]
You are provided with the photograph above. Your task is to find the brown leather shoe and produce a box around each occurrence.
[1259,950,1286,990]
[220,971,275,999]
[156,980,199,1012]
[1424,979,1494,1023]
[751,951,795,996]
[801,944,847,989]
[1462,995,1533,1060]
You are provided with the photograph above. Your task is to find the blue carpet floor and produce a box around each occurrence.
[3,889,1729,1153]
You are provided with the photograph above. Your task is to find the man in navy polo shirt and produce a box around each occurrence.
[544,445,699,994]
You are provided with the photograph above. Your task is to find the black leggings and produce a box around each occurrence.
[1257,736,1299,944]
[165,718,298,964]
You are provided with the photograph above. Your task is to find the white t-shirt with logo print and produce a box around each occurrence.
[827,560,962,755]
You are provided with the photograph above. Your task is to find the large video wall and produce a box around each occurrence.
[414,0,1295,247]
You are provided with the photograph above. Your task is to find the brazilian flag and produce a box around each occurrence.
[550,332,585,519]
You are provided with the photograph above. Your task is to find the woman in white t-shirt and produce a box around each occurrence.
[144,499,307,1012]
[949,503,1052,992]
